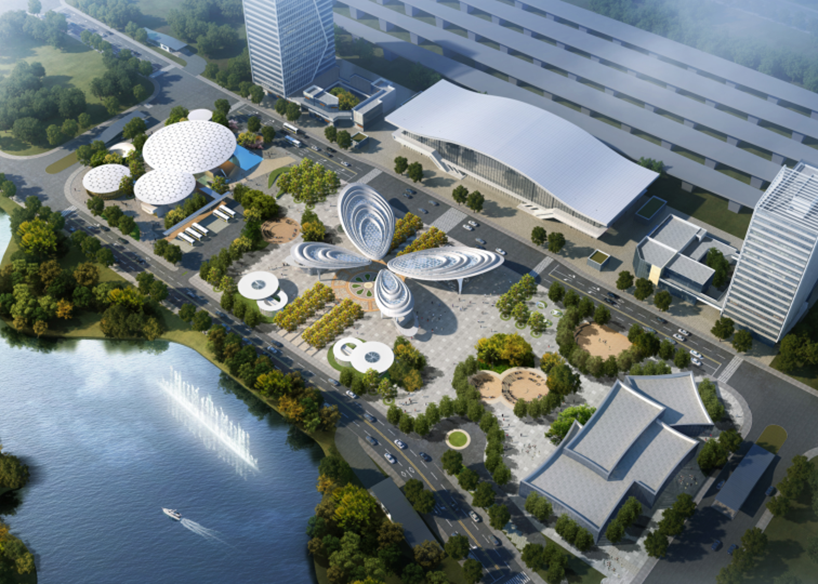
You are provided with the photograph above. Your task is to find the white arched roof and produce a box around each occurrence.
[289,242,371,271]
[238,271,280,300]
[387,248,504,282]
[143,120,236,174]
[82,164,130,194]
[386,80,658,226]
[134,169,196,206]
[337,183,396,261]
[374,270,414,318]
[188,108,213,121]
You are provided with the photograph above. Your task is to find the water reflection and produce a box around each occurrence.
[161,367,260,478]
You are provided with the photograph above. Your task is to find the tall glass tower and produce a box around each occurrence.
[722,162,818,343]
[242,0,335,97]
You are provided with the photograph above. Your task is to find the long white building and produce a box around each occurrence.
[722,162,818,343]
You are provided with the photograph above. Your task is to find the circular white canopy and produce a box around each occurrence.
[350,341,394,374]
[134,170,197,206]
[143,120,236,174]
[333,337,362,364]
[238,271,280,300]
[188,108,213,121]
[257,290,288,313]
[109,142,136,157]
[82,164,130,194]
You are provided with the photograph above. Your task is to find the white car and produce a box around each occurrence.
[673,333,686,342]
[691,358,702,367]
[341,161,351,167]
[463,224,474,231]
[468,220,479,227]
[384,452,397,464]
[495,248,507,256]
[394,439,407,449]
[345,390,358,399]
[266,346,280,355]
[690,349,703,359]
[310,145,319,152]
[678,328,691,336]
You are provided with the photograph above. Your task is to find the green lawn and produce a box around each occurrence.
[447,431,468,447]
[756,425,788,455]
[646,176,753,239]
[45,152,79,175]
[636,196,666,220]
[0,35,152,155]
[748,457,818,584]
[268,166,291,189]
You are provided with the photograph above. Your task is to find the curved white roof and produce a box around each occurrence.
[143,120,236,174]
[387,248,504,282]
[386,80,658,226]
[109,142,136,157]
[337,183,396,260]
[257,290,288,312]
[374,270,414,318]
[188,108,213,121]
[82,164,131,194]
[238,271,280,300]
[289,242,371,271]
[134,170,196,206]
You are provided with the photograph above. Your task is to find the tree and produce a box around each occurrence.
[122,117,146,139]
[488,504,511,530]
[617,271,634,290]
[472,482,495,508]
[28,0,42,14]
[634,278,654,301]
[78,112,91,130]
[285,101,301,122]
[133,84,147,102]
[387,404,402,425]
[719,428,742,453]
[274,99,288,116]
[531,226,547,246]
[466,191,484,213]
[674,348,691,368]
[697,439,727,473]
[458,467,479,491]
[103,95,119,115]
[179,303,196,322]
[12,118,43,145]
[215,99,230,116]
[61,118,79,139]
[247,116,261,132]
[399,413,414,434]
[512,302,530,326]
[449,185,468,205]
[548,281,565,303]
[445,534,470,560]
[712,317,735,341]
[605,518,625,543]
[732,329,753,353]
[17,218,57,255]
[525,493,553,523]
[249,85,264,104]
[45,124,63,146]
[645,530,669,558]
[441,449,463,475]
[654,289,672,312]
[766,494,791,517]
[574,528,594,552]
[118,215,136,236]
[547,232,565,253]
[493,463,511,486]
[463,559,483,584]
[414,540,445,569]
[407,162,424,183]
[394,156,408,174]
[261,125,276,143]
[191,309,212,331]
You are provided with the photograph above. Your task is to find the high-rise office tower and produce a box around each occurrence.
[242,0,335,97]
[722,162,818,343]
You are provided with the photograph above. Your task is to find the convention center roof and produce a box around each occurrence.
[134,169,197,206]
[387,247,505,282]
[82,164,131,194]
[386,80,658,226]
[289,242,371,271]
[338,183,396,261]
[374,270,414,318]
[143,120,237,175]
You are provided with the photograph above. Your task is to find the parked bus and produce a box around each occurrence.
[184,228,202,241]
[285,135,302,148]
[191,222,209,236]
[283,123,299,134]
[178,232,195,245]
[219,205,236,218]
[212,209,230,222]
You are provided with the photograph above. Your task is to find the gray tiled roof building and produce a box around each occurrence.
[520,374,712,542]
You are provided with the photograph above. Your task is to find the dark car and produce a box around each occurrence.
[716,480,725,491]
[728,544,738,556]
[270,340,283,348]
[712,540,722,551]
[419,452,431,462]
[328,379,340,387]
[402,192,412,199]
[406,188,416,194]
[366,436,378,446]
[604,298,616,306]
[491,536,501,546]
[765,486,776,496]
[327,147,336,153]
[363,413,377,423]
[656,317,668,324]
[418,208,428,214]
[607,292,620,300]
[118,237,128,244]
[429,200,439,206]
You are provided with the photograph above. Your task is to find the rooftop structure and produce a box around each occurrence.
[374,270,414,319]
[289,242,371,271]
[242,0,335,97]
[238,271,280,300]
[143,121,237,175]
[188,109,213,122]
[722,162,818,343]
[145,28,187,52]
[82,164,130,198]
[386,80,658,237]
[338,0,818,214]
[712,443,776,519]
[634,215,739,308]
[369,478,438,548]
[521,374,712,542]
[338,183,396,260]
[134,170,197,207]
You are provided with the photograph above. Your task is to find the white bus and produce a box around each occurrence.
[219,205,236,218]
[212,209,230,222]
[191,222,209,236]
[178,232,195,245]
[283,122,299,134]
[185,228,202,241]
[285,135,302,148]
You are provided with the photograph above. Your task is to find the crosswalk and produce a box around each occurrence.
[431,208,467,232]
[719,355,743,382]
[528,256,553,277]
[61,206,77,217]
[501,572,530,584]
[357,168,382,185]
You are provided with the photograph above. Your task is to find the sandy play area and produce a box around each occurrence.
[576,322,631,358]
[473,368,550,405]
[262,217,300,243]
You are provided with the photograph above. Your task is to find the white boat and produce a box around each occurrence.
[162,508,182,521]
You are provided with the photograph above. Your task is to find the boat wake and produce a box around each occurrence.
[180,518,229,546]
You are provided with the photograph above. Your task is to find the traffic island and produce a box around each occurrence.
[446,430,471,450]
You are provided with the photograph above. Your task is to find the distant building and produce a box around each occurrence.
[520,373,713,542]
[144,28,187,53]
[633,215,738,308]
[242,0,335,97]
[722,162,818,343]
